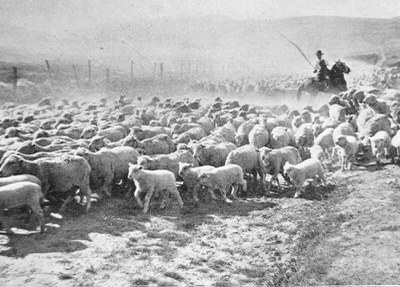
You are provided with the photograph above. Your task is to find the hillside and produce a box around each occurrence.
[1,16,400,76]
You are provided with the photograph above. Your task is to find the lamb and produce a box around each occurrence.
[137,150,197,179]
[178,162,215,202]
[171,123,202,136]
[269,126,293,149]
[259,146,302,192]
[315,128,335,156]
[0,182,45,234]
[370,131,391,164]
[283,159,326,198]
[335,135,360,171]
[75,146,139,197]
[128,164,184,213]
[0,154,92,212]
[248,125,269,148]
[225,144,265,191]
[212,126,236,144]
[197,164,247,202]
[194,142,237,167]
[128,134,176,155]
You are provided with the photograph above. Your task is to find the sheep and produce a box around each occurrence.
[193,142,237,167]
[295,123,314,148]
[137,150,197,179]
[197,117,214,135]
[88,135,121,152]
[361,113,391,137]
[178,162,215,202]
[75,146,139,197]
[0,154,92,212]
[335,135,360,171]
[235,120,258,146]
[128,134,176,155]
[225,144,265,191]
[174,127,207,144]
[97,125,128,142]
[356,107,375,133]
[259,146,302,192]
[248,125,269,148]
[363,94,390,115]
[127,164,184,213]
[212,126,236,144]
[197,164,247,202]
[391,130,400,164]
[0,174,41,187]
[329,104,346,122]
[370,131,391,164]
[269,126,292,149]
[80,125,98,139]
[315,128,335,156]
[0,182,45,234]
[131,126,172,141]
[283,159,326,198]
[171,123,202,136]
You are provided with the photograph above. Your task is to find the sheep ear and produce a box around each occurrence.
[189,163,194,168]
[138,165,143,170]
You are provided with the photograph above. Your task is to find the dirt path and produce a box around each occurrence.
[1,165,400,286]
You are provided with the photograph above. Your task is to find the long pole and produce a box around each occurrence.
[277,31,315,69]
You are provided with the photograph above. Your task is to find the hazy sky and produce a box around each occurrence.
[1,0,400,29]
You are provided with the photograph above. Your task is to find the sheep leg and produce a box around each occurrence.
[102,175,114,198]
[59,194,74,213]
[79,184,92,213]
[142,186,155,213]
[134,187,144,208]
[220,185,232,203]
[169,187,184,208]
[293,185,305,198]
[159,190,168,209]
[231,184,238,199]
[31,205,46,233]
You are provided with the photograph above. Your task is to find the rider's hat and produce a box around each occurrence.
[315,50,324,56]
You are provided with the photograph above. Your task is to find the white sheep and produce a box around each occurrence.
[128,164,184,213]
[259,146,302,192]
[194,142,237,167]
[248,125,269,148]
[335,135,360,171]
[283,159,326,198]
[178,162,215,202]
[0,182,45,234]
[137,150,197,179]
[370,131,391,164]
[269,126,292,149]
[225,144,265,190]
[197,164,247,203]
[391,130,400,164]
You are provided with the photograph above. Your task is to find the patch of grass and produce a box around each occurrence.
[236,267,266,278]
[59,273,74,280]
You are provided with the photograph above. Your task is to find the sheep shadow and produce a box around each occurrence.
[0,197,148,258]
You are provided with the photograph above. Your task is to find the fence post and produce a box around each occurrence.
[160,63,163,79]
[130,60,133,82]
[12,67,18,94]
[180,63,183,79]
[45,60,54,89]
[72,65,80,88]
[106,68,110,84]
[88,60,91,84]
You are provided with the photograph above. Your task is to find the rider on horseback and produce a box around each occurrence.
[313,50,330,91]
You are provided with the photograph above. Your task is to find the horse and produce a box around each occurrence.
[296,60,351,100]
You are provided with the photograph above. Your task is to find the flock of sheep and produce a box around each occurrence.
[0,85,399,235]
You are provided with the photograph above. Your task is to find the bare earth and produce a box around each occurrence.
[1,160,400,286]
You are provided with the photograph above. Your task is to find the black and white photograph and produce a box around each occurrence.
[1,0,400,286]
